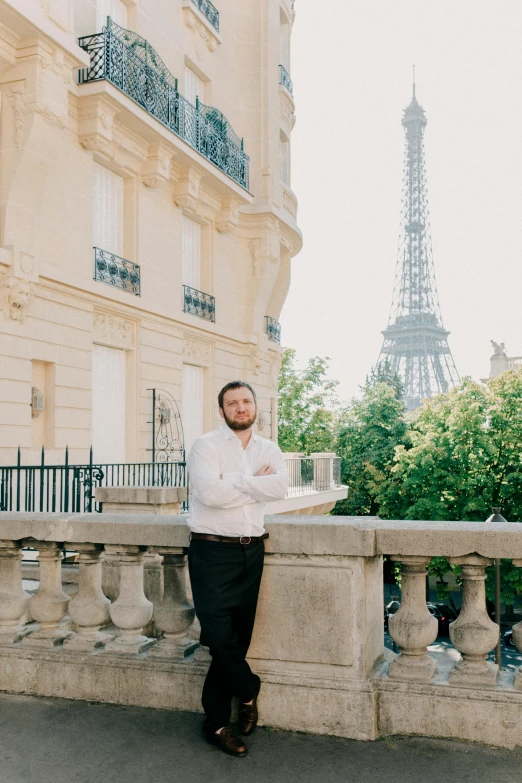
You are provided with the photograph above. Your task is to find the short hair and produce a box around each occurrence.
[218,381,257,410]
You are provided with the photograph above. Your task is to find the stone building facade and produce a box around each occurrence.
[0,0,301,465]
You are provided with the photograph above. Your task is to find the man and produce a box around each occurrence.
[187,381,289,757]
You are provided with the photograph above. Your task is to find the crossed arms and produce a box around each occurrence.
[188,441,289,509]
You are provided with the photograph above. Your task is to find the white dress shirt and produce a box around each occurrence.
[187,423,289,537]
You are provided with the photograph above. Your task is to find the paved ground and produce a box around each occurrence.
[1,693,522,783]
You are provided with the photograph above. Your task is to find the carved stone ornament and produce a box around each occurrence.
[0,275,34,323]
[93,312,135,349]
[9,82,26,149]
[182,4,220,58]
[271,353,283,387]
[174,168,202,216]
[216,199,240,234]
[80,135,111,155]
[183,337,212,363]
[249,239,261,276]
[250,348,264,376]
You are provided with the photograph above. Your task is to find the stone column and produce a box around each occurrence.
[148,547,198,659]
[448,554,499,686]
[511,558,522,691]
[0,539,30,645]
[104,546,154,654]
[310,453,335,490]
[63,544,115,651]
[23,542,72,648]
[388,556,438,681]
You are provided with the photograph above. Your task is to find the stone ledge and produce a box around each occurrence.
[3,513,522,557]
[2,647,522,746]
[95,487,187,505]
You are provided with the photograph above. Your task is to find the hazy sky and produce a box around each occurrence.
[282,0,522,402]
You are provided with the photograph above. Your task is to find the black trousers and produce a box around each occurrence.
[188,538,264,734]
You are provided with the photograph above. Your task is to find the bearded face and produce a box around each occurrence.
[220,386,257,431]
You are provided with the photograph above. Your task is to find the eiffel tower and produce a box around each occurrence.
[377,77,459,410]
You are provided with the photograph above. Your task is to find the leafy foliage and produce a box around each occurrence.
[277,348,342,454]
[334,380,406,516]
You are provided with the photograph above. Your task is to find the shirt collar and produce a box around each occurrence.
[220,423,260,444]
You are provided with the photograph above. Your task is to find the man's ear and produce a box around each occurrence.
[218,407,224,420]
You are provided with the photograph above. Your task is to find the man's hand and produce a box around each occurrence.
[254,465,275,476]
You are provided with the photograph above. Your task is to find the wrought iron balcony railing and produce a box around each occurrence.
[190,0,219,31]
[93,247,141,295]
[183,284,215,322]
[78,20,249,190]
[265,316,281,343]
[279,64,293,96]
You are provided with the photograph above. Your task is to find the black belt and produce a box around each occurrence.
[189,532,268,545]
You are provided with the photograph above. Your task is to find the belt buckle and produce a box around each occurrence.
[240,536,252,545]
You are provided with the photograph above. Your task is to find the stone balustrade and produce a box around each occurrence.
[1,514,522,748]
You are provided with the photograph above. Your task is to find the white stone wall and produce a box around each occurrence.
[0,0,302,464]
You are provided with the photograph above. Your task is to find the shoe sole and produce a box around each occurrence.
[206,737,248,758]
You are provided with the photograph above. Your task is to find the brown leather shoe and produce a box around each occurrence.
[238,681,260,736]
[206,727,248,757]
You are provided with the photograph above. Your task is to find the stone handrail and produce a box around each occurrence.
[1,513,522,747]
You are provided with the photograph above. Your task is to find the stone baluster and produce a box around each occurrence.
[511,558,522,691]
[148,547,198,659]
[0,540,31,644]
[103,546,154,654]
[23,542,72,648]
[387,556,438,681]
[448,554,499,686]
[63,544,115,651]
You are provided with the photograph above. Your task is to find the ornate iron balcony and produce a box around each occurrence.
[279,64,293,96]
[265,316,281,343]
[78,20,249,190]
[190,0,219,31]
[93,247,141,295]
[183,285,215,322]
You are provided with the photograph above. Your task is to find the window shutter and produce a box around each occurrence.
[280,24,290,70]
[92,344,126,463]
[182,215,201,290]
[184,66,204,106]
[280,139,290,185]
[182,364,204,455]
[92,161,124,256]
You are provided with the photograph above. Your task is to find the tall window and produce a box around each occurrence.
[184,66,204,106]
[280,20,290,70]
[182,364,204,455]
[182,215,201,290]
[96,0,127,29]
[92,162,124,256]
[92,344,126,463]
[280,134,290,185]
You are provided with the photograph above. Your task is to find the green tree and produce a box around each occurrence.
[277,348,341,454]
[377,373,522,522]
[334,380,406,516]
[377,371,522,607]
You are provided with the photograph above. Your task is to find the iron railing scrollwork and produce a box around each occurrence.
[78,20,249,189]
[265,316,281,343]
[0,447,187,514]
[190,0,219,32]
[148,388,185,464]
[93,247,141,295]
[183,284,216,322]
[279,64,293,96]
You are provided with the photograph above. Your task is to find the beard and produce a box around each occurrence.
[222,409,257,431]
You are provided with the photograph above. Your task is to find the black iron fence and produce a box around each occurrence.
[0,448,187,514]
[78,20,249,189]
